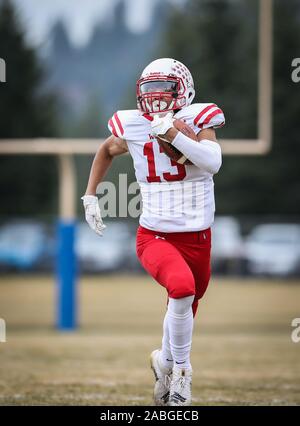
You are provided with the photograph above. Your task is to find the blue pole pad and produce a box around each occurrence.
[56,220,77,330]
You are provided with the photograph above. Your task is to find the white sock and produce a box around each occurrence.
[167,296,194,370]
[160,311,173,370]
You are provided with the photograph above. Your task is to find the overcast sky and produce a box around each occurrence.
[11,0,186,47]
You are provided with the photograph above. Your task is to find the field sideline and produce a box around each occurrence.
[0,275,300,406]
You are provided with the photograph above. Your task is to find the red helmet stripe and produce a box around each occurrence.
[193,104,217,126]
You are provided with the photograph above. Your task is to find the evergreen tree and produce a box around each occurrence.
[0,0,58,217]
[162,0,300,216]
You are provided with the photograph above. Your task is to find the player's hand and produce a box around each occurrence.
[150,113,174,138]
[81,195,106,236]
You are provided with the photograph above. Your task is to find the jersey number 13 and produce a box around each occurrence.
[143,142,186,183]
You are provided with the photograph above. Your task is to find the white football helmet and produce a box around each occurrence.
[136,58,195,115]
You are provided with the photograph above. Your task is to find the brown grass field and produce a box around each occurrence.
[0,274,300,406]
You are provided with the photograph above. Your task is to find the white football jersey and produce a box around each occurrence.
[108,103,225,232]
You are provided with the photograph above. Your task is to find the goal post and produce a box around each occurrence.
[221,0,273,154]
[0,0,273,330]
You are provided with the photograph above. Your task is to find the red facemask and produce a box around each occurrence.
[136,75,187,114]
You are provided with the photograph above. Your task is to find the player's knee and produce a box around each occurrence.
[168,271,195,299]
[168,295,194,315]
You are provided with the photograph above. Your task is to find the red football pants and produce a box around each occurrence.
[136,225,211,317]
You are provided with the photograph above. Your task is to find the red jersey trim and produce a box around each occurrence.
[114,113,124,135]
[108,119,118,137]
[193,104,217,126]
[202,108,223,125]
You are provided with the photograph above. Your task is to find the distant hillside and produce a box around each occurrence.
[42,0,168,135]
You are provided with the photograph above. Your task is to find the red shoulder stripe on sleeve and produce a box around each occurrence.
[114,113,124,136]
[202,108,223,125]
[193,104,217,126]
[109,118,118,137]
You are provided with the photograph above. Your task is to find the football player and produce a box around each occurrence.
[82,58,225,406]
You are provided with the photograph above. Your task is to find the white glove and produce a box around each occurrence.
[81,195,106,236]
[150,113,174,139]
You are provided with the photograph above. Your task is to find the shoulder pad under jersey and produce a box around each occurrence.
[107,110,148,141]
[174,103,225,134]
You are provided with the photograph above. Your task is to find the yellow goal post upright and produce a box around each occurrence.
[0,0,273,330]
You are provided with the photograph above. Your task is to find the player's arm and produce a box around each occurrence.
[196,127,217,142]
[151,114,222,174]
[85,135,128,195]
[169,126,221,174]
[82,135,128,235]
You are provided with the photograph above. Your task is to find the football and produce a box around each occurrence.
[156,119,198,165]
